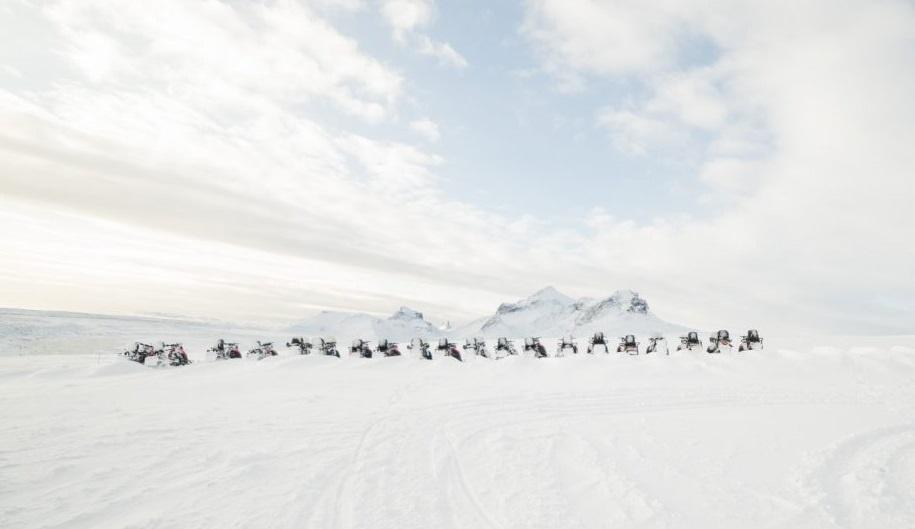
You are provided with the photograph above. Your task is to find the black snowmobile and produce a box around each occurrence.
[436,338,463,361]
[318,337,340,357]
[617,335,639,355]
[495,337,517,358]
[556,335,578,356]
[350,338,373,358]
[286,337,313,355]
[463,337,489,358]
[248,341,278,360]
[209,339,242,360]
[587,332,610,354]
[124,342,157,364]
[677,332,703,352]
[739,329,764,351]
[524,337,548,358]
[646,335,668,354]
[707,330,733,353]
[376,339,401,357]
[408,338,433,360]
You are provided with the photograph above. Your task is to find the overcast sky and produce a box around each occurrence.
[1,0,914,333]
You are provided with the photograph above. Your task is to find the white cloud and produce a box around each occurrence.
[381,0,432,41]
[409,117,441,142]
[379,0,467,68]
[597,107,685,156]
[0,0,913,333]
[0,0,505,321]
[416,35,468,68]
[525,0,915,332]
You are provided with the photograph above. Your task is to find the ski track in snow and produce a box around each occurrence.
[1,339,915,529]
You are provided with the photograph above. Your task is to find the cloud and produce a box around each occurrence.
[523,0,915,332]
[0,0,507,321]
[409,118,440,142]
[380,0,432,41]
[380,0,467,68]
[416,35,468,68]
[597,107,686,156]
[0,0,913,334]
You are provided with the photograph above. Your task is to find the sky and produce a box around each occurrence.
[1,0,914,333]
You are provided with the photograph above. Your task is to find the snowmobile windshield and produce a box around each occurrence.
[748,330,759,340]
[594,333,604,342]
[438,338,448,347]
[688,332,699,341]
[718,330,729,340]
[625,335,636,343]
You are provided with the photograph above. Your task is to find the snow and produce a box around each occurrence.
[288,306,441,342]
[468,287,683,338]
[2,334,915,529]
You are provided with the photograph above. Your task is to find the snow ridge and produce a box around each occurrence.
[464,287,681,338]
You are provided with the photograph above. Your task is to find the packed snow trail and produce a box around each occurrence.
[1,340,915,529]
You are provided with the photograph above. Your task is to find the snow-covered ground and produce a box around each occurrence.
[2,335,915,529]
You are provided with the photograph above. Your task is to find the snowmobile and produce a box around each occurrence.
[436,338,463,361]
[524,337,549,358]
[160,342,191,366]
[617,335,639,355]
[495,337,517,358]
[350,338,373,358]
[739,329,764,351]
[587,332,610,354]
[556,335,578,356]
[376,339,401,357]
[677,332,703,352]
[209,339,242,360]
[646,335,668,355]
[408,338,433,360]
[707,330,733,354]
[123,342,157,364]
[286,337,313,355]
[248,341,278,360]
[318,337,340,357]
[463,337,489,358]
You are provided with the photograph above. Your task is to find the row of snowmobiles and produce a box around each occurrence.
[291,337,465,361]
[674,329,764,354]
[123,342,191,367]
[124,329,764,367]
[209,339,281,360]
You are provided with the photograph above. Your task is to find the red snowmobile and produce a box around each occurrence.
[436,338,463,361]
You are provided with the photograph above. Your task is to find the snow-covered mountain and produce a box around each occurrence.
[456,286,686,338]
[288,306,442,341]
